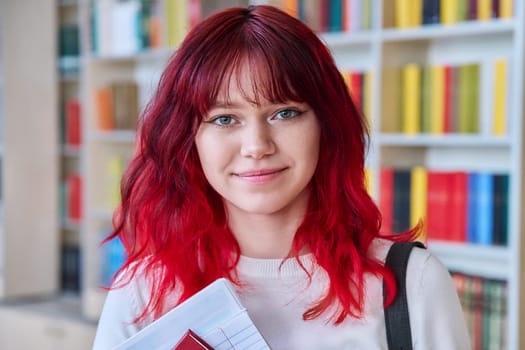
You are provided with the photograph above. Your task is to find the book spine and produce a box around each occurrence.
[402,64,421,134]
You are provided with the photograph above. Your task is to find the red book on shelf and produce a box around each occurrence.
[448,171,468,242]
[380,167,394,234]
[426,171,449,241]
[67,173,83,222]
[65,98,82,147]
[173,330,214,350]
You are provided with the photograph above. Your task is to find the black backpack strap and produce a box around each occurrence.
[383,241,425,350]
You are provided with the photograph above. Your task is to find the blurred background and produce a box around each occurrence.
[0,0,522,349]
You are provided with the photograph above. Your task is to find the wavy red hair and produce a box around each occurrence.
[108,5,416,324]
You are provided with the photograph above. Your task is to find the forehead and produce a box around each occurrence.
[211,58,298,107]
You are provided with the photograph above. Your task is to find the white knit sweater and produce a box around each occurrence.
[92,239,471,350]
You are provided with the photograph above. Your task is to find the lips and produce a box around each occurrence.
[233,167,288,183]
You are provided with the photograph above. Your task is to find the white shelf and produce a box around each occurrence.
[377,134,512,147]
[428,242,509,280]
[320,30,375,47]
[87,130,136,143]
[61,145,81,157]
[382,19,515,42]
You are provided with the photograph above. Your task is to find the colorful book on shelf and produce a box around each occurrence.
[101,234,127,287]
[422,0,440,24]
[301,0,323,32]
[430,65,445,134]
[477,0,492,21]
[492,58,508,136]
[328,0,342,32]
[114,278,271,350]
[65,98,82,147]
[361,0,372,30]
[379,167,394,234]
[499,0,513,19]
[392,169,411,233]
[66,173,83,222]
[401,64,421,134]
[426,171,449,241]
[420,65,432,133]
[448,171,468,242]
[475,172,494,245]
[112,81,139,130]
[410,166,427,239]
[440,0,458,25]
[457,63,480,134]
[492,174,509,246]
[95,87,115,130]
[165,0,189,47]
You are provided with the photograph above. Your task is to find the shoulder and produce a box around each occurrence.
[368,238,451,297]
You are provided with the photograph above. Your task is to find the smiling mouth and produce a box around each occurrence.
[233,168,288,182]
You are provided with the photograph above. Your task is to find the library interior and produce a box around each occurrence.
[0,0,522,349]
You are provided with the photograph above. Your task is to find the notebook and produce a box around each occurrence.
[113,278,271,350]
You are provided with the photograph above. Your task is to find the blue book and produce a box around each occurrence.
[466,173,478,243]
[329,0,343,32]
[476,172,494,245]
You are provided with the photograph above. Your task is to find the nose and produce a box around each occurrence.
[239,122,276,159]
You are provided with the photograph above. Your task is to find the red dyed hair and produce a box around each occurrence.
[109,5,416,324]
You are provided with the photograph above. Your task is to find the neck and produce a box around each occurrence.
[225,194,309,259]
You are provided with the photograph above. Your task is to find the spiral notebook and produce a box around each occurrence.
[113,278,271,350]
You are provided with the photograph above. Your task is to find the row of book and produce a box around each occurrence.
[394,0,513,28]
[452,272,507,350]
[383,60,508,136]
[380,168,509,245]
[341,69,372,119]
[95,81,139,131]
[270,0,372,33]
[60,173,83,224]
[91,0,202,56]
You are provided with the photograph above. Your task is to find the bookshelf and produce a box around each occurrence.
[75,0,525,349]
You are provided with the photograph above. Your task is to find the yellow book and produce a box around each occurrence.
[395,0,412,28]
[410,166,427,239]
[500,0,513,19]
[430,65,445,134]
[493,59,508,136]
[365,168,374,198]
[166,0,188,47]
[402,64,421,134]
[477,0,492,21]
[441,0,457,25]
[411,0,423,27]
[363,71,373,130]
[107,156,125,210]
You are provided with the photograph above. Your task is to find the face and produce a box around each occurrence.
[194,69,321,217]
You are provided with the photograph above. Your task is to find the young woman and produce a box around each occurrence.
[93,5,471,350]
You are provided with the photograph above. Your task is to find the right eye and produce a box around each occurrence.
[208,115,236,127]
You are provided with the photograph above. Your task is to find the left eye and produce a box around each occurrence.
[275,109,301,120]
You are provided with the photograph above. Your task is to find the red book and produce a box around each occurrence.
[173,330,214,350]
[65,99,82,147]
[448,171,468,242]
[379,167,394,234]
[67,174,82,222]
[349,71,363,110]
[426,171,449,241]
